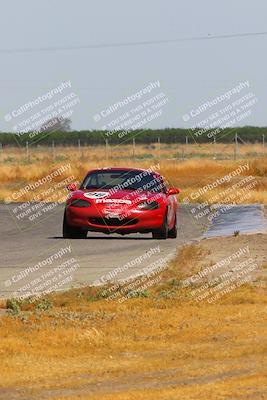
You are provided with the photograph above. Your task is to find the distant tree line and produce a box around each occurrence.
[0,127,266,147]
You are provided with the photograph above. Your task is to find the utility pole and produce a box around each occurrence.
[263,134,265,148]
[213,135,217,160]
[132,138,136,161]
[52,140,55,161]
[26,141,29,162]
[158,136,161,159]
[105,139,108,162]
[78,139,81,159]
[185,136,188,158]
[234,133,239,160]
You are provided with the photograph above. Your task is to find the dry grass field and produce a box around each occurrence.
[0,143,267,204]
[0,237,266,399]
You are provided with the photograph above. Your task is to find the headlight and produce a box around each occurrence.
[70,199,91,207]
[137,201,159,210]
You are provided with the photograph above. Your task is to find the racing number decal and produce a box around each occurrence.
[83,192,109,199]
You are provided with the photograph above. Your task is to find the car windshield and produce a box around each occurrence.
[81,170,163,193]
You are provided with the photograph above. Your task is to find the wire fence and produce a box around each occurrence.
[0,134,266,163]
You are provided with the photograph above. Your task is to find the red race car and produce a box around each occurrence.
[63,167,180,239]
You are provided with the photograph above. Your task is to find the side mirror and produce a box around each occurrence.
[167,187,181,196]
[67,183,77,191]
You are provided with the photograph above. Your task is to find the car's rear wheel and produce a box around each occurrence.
[152,214,168,240]
[63,212,87,239]
[168,214,177,238]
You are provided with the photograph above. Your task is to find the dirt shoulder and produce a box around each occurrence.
[200,233,267,279]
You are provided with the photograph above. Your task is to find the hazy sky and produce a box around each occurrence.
[0,0,266,132]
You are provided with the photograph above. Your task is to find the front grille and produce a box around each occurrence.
[89,217,138,227]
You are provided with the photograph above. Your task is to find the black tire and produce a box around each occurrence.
[152,214,168,240]
[63,212,87,239]
[168,214,177,238]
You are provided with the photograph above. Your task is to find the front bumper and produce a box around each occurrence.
[66,204,165,233]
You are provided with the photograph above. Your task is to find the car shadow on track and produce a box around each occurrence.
[48,236,155,241]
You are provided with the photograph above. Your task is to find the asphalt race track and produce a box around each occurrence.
[0,203,266,299]
[0,203,209,299]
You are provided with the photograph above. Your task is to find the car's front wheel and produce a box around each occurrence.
[152,214,168,240]
[63,211,87,239]
[168,214,177,238]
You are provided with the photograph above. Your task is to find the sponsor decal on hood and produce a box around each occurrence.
[96,198,132,204]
